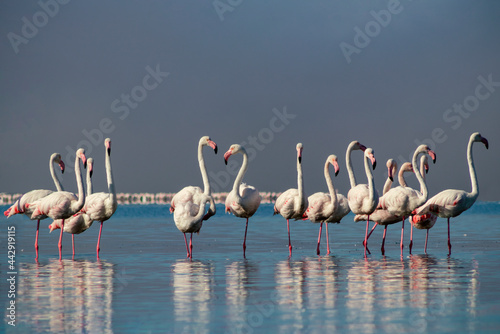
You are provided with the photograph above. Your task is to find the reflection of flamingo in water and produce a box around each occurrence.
[4,153,65,259]
[414,132,488,256]
[274,143,307,257]
[377,145,436,257]
[49,158,95,259]
[346,141,378,257]
[29,149,87,260]
[224,144,261,258]
[170,136,218,259]
[303,154,350,255]
[409,155,437,254]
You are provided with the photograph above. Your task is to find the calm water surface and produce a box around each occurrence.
[1,202,499,333]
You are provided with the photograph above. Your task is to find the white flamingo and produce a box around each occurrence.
[49,158,94,258]
[303,154,350,255]
[355,160,414,255]
[80,138,117,259]
[414,132,488,256]
[4,153,65,259]
[224,144,262,257]
[346,141,378,257]
[377,144,436,257]
[409,155,438,254]
[30,149,87,260]
[170,136,218,259]
[273,143,307,257]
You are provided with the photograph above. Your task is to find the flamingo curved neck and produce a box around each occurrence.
[412,149,428,203]
[198,142,211,195]
[50,155,64,192]
[232,151,249,199]
[324,160,337,213]
[364,154,376,204]
[468,137,479,197]
[105,148,117,210]
[419,156,426,194]
[346,142,357,189]
[297,157,305,212]
[73,155,85,212]
[398,168,408,188]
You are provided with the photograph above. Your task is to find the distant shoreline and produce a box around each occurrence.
[0,192,280,206]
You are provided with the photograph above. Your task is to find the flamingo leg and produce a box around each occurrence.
[363,222,377,255]
[409,220,414,255]
[364,217,370,257]
[183,233,190,258]
[424,229,429,254]
[58,219,65,261]
[381,225,387,255]
[96,221,103,259]
[35,219,40,260]
[400,217,405,257]
[243,218,249,258]
[189,233,193,259]
[72,234,75,260]
[447,218,452,256]
[325,223,330,255]
[287,219,292,257]
[316,222,323,255]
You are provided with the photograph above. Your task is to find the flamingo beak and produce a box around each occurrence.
[59,160,65,174]
[80,152,87,168]
[333,161,339,176]
[388,166,394,182]
[370,155,376,170]
[89,163,93,178]
[481,137,489,149]
[428,149,437,163]
[208,140,218,154]
[224,150,232,165]
[298,148,302,164]
[425,163,429,174]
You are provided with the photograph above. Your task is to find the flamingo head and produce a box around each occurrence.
[224,144,244,165]
[472,132,489,149]
[202,136,218,154]
[105,138,111,156]
[53,153,65,174]
[296,143,303,163]
[386,159,396,182]
[77,148,87,168]
[351,141,367,152]
[48,222,60,232]
[365,148,376,170]
[87,158,94,178]
[327,154,339,176]
[401,162,413,173]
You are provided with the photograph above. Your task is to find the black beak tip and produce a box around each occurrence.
[298,156,302,164]
[107,148,111,156]
[90,170,93,178]
[224,159,228,165]
[335,170,339,177]
[373,161,377,170]
[214,146,218,154]
[389,176,394,182]
[84,161,87,169]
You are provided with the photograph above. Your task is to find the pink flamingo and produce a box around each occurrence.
[303,154,350,255]
[409,155,437,254]
[170,136,218,259]
[346,141,378,257]
[413,132,488,256]
[80,138,117,259]
[30,149,87,260]
[355,160,413,255]
[4,153,66,260]
[49,158,94,259]
[224,144,261,258]
[274,143,307,257]
[377,145,436,257]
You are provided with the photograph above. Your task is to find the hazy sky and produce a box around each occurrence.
[1,0,499,201]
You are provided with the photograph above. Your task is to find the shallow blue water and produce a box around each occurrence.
[1,202,500,333]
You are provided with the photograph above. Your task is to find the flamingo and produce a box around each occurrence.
[4,153,66,259]
[303,154,350,255]
[355,161,413,255]
[377,144,436,257]
[224,144,261,258]
[80,138,117,259]
[409,155,437,254]
[273,143,307,257]
[30,149,87,260]
[170,136,218,259]
[49,158,94,259]
[346,141,378,257]
[413,132,488,256]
